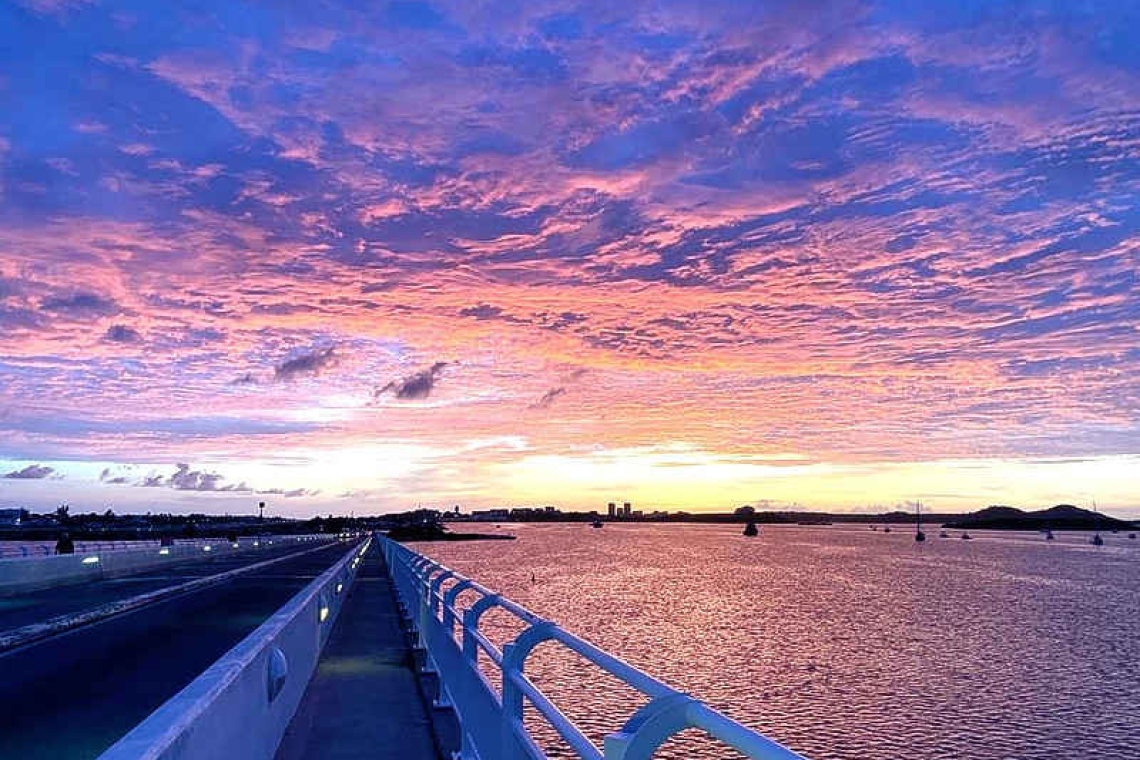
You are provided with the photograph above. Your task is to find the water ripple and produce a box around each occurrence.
[420,524,1140,759]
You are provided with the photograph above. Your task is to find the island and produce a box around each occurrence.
[943,504,1136,531]
[385,521,515,542]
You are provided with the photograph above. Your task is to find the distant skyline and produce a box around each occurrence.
[2,2,1139,517]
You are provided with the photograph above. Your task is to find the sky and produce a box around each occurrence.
[1,1,1138,518]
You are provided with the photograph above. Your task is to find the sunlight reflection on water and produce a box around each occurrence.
[415,524,1140,760]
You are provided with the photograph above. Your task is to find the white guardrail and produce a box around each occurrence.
[97,536,371,760]
[0,535,327,597]
[0,535,322,560]
[381,535,810,760]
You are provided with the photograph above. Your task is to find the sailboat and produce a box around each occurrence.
[1091,500,1104,546]
[743,519,759,537]
[914,501,926,542]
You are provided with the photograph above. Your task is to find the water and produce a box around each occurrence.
[415,523,1140,760]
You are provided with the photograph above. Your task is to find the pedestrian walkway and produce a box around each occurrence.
[275,542,438,760]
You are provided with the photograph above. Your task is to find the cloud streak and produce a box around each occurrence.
[376,362,449,400]
[3,464,54,479]
[530,387,565,409]
[274,347,337,382]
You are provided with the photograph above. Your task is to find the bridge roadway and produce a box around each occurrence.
[275,540,439,760]
[0,538,331,632]
[0,540,354,760]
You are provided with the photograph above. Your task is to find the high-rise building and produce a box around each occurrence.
[607,502,616,518]
[623,502,631,517]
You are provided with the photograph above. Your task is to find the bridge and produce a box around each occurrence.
[0,534,809,760]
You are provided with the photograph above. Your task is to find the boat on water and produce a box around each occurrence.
[961,532,972,540]
[883,525,891,533]
[743,520,759,537]
[914,501,926,542]
[939,531,949,538]
[1091,500,1104,546]
[1044,528,1055,541]
[591,518,603,528]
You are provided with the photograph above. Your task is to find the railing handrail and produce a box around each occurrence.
[380,535,810,760]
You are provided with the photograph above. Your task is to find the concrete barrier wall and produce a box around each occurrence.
[0,535,328,597]
[97,537,371,760]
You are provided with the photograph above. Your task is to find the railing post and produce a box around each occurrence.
[417,587,430,648]
[501,641,523,760]
[501,642,522,715]
[461,608,479,662]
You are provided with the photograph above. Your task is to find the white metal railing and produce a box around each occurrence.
[379,536,810,760]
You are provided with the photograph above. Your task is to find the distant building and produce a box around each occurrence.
[623,502,631,517]
[472,509,510,521]
[607,502,616,518]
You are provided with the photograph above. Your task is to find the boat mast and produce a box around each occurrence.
[1091,499,1104,546]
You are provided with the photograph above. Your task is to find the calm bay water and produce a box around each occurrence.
[415,523,1140,760]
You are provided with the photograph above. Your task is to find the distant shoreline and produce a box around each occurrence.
[439,519,1137,531]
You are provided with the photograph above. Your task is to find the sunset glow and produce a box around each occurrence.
[2,1,1138,516]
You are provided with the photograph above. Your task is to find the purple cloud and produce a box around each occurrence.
[104,324,142,343]
[376,362,449,400]
[274,347,337,382]
[3,464,54,479]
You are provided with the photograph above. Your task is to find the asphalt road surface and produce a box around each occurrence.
[0,540,355,760]
[0,538,333,633]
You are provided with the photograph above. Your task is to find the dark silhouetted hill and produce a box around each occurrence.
[945,504,1135,530]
